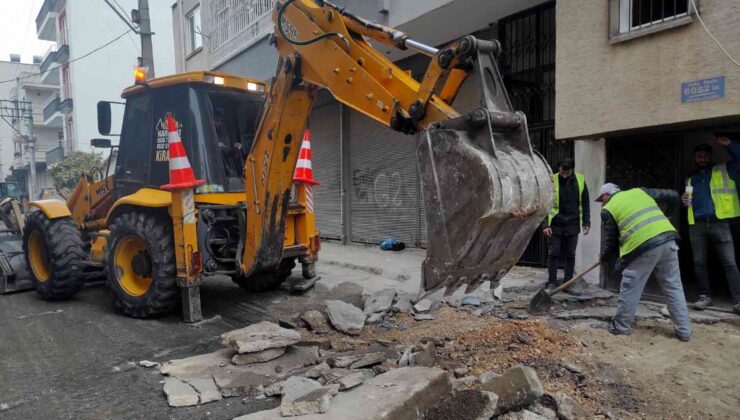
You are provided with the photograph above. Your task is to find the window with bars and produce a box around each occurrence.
[610,0,696,40]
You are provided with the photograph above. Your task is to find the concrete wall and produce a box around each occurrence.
[574,139,606,284]
[172,0,211,73]
[0,62,36,180]
[556,0,740,140]
[64,0,175,153]
[217,38,277,81]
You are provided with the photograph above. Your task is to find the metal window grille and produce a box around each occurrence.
[619,0,691,33]
[208,0,276,67]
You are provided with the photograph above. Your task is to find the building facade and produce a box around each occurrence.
[0,57,62,198]
[172,0,568,266]
[35,0,176,165]
[557,0,740,293]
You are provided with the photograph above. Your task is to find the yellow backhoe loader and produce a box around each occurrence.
[22,0,552,321]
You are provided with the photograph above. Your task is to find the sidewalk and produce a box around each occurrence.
[316,240,550,297]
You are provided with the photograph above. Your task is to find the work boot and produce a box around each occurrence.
[675,330,691,342]
[693,295,712,310]
[606,320,630,336]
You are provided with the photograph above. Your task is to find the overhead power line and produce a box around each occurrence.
[0,29,133,85]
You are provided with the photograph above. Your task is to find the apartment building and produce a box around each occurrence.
[0,56,62,198]
[557,0,740,298]
[171,0,564,266]
[35,0,176,164]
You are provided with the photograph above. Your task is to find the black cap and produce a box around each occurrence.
[694,143,713,154]
[558,157,575,170]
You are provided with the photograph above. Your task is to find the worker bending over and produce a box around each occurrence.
[543,158,590,290]
[597,183,691,341]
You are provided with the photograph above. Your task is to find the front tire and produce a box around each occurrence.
[232,258,295,292]
[106,211,178,318]
[22,211,86,300]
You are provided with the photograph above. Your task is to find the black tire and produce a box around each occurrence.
[106,210,179,318]
[232,258,295,292]
[22,211,86,300]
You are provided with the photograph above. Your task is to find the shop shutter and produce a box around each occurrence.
[349,110,421,246]
[310,102,341,239]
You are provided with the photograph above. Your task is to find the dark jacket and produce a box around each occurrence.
[548,174,591,236]
[600,188,681,271]
[687,137,740,221]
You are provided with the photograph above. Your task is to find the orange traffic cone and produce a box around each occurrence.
[161,113,205,191]
[293,129,320,186]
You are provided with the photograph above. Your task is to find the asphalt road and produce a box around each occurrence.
[0,276,284,420]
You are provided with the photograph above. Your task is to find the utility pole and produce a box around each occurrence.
[103,0,156,79]
[138,0,155,79]
[14,77,36,200]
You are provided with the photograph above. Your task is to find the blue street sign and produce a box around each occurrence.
[681,76,725,103]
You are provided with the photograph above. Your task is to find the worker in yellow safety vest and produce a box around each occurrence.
[543,158,590,291]
[682,133,740,315]
[597,183,691,341]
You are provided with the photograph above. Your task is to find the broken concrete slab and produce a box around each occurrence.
[305,361,331,379]
[392,293,414,313]
[301,310,332,334]
[461,296,481,306]
[281,275,319,293]
[425,389,498,420]
[235,367,452,420]
[328,282,365,309]
[349,352,386,369]
[325,300,365,336]
[295,336,332,350]
[479,370,501,384]
[413,298,439,313]
[553,305,661,321]
[221,321,301,354]
[552,287,614,302]
[498,409,549,420]
[364,288,397,317]
[529,402,557,419]
[139,360,159,368]
[555,392,588,420]
[366,313,385,324]
[212,367,270,397]
[263,380,285,397]
[160,348,234,380]
[337,371,366,390]
[188,377,222,404]
[414,313,435,321]
[481,365,544,414]
[410,342,436,367]
[232,346,287,365]
[163,377,199,407]
[281,376,332,416]
[321,368,353,383]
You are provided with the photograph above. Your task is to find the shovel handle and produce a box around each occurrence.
[549,261,601,296]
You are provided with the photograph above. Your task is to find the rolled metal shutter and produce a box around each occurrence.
[349,110,421,246]
[310,102,341,239]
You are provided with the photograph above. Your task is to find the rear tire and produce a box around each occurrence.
[232,258,295,292]
[22,211,86,300]
[106,210,178,318]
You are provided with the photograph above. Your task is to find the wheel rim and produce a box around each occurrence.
[114,235,153,297]
[28,230,50,282]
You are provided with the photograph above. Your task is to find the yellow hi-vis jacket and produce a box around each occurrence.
[548,172,585,225]
[686,163,740,224]
[603,189,676,257]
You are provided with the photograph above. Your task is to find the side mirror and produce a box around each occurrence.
[91,138,112,148]
[97,101,112,135]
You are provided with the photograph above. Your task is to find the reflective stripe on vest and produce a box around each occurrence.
[603,189,676,257]
[548,172,585,225]
[686,163,740,225]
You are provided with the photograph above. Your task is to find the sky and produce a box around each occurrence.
[0,0,55,63]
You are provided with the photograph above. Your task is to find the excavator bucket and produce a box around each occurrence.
[417,40,553,296]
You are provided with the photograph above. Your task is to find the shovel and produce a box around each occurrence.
[528,261,601,314]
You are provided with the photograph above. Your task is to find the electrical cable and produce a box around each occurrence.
[689,0,740,67]
[277,0,348,48]
[0,29,133,85]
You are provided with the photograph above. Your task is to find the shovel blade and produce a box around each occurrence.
[528,288,553,314]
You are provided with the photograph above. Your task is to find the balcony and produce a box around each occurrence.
[43,93,64,127]
[56,44,70,64]
[35,0,65,41]
[208,0,276,67]
[45,146,65,166]
[39,45,57,73]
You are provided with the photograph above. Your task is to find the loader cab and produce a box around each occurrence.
[112,72,267,198]
[0,182,22,201]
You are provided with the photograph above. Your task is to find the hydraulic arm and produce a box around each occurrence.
[242,0,553,295]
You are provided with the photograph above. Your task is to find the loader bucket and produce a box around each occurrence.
[417,40,553,296]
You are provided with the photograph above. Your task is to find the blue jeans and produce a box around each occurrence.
[613,241,691,339]
[688,220,740,304]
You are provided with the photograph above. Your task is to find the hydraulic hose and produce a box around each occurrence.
[278,0,347,47]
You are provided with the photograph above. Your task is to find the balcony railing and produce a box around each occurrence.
[208,0,276,67]
[43,93,61,121]
[46,146,65,166]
